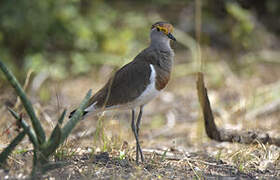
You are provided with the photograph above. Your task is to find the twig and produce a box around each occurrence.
[142,148,185,160]
[186,157,201,180]
[14,69,33,109]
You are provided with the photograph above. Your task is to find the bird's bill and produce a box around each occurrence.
[167,33,176,41]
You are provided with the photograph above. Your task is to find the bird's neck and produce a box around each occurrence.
[150,36,172,51]
[148,37,174,73]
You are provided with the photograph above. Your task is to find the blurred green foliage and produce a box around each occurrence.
[0,0,280,83]
[0,0,150,81]
[226,2,255,49]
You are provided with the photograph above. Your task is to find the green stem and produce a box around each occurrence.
[43,124,62,158]
[0,61,46,144]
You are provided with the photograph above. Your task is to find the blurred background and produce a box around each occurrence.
[1,0,280,81]
[1,0,280,172]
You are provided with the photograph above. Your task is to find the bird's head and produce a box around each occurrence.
[150,22,176,42]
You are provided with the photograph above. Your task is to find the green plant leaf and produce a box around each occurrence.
[43,124,62,158]
[0,61,46,144]
[0,131,26,165]
[7,107,39,148]
[58,109,67,125]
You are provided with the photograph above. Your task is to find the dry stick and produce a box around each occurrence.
[195,0,202,71]
[14,69,33,109]
[186,158,201,180]
[142,149,184,160]
[196,72,280,146]
[196,73,221,140]
[195,0,205,142]
[193,0,280,146]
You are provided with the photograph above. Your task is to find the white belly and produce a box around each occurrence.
[129,64,160,107]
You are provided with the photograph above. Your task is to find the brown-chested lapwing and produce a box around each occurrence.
[70,22,176,163]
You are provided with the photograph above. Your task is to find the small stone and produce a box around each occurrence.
[259,160,274,171]
[95,147,101,153]
[87,147,93,153]
[17,173,23,178]
[194,167,201,172]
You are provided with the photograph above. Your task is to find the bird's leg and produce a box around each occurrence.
[136,106,143,135]
[131,109,143,164]
[136,106,144,162]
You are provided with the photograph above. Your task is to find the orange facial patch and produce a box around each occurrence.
[151,23,174,34]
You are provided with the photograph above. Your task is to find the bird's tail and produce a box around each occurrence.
[69,101,98,119]
[68,109,89,118]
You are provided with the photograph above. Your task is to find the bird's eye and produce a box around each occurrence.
[156,27,160,31]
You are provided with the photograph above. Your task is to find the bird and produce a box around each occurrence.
[69,22,176,163]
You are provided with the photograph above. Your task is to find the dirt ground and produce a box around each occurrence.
[1,49,280,179]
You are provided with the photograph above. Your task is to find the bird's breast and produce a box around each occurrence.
[154,54,173,90]
[127,64,161,108]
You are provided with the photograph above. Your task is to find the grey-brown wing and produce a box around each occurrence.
[90,60,152,108]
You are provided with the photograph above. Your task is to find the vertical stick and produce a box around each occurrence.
[195,0,202,72]
[195,0,205,142]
